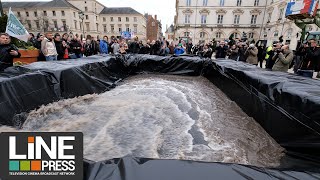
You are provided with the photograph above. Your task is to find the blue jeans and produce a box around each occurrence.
[69,53,83,59]
[45,55,57,61]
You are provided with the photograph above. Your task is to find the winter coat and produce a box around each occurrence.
[174,47,185,55]
[227,48,239,60]
[215,45,228,58]
[0,44,21,71]
[99,40,109,54]
[272,50,294,72]
[129,41,140,54]
[301,47,320,71]
[69,39,82,55]
[245,47,258,64]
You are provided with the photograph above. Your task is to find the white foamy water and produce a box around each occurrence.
[0,75,284,167]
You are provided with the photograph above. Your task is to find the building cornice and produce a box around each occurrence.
[232,9,244,14]
[199,9,210,14]
[250,9,262,15]
[216,9,227,14]
[182,9,194,14]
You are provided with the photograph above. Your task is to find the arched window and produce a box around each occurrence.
[248,32,254,38]
[184,32,190,37]
[274,30,279,37]
[232,32,239,39]
[200,32,206,38]
[216,32,222,38]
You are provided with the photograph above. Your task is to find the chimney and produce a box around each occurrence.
[155,15,157,20]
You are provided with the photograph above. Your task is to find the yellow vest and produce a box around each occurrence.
[265,46,273,59]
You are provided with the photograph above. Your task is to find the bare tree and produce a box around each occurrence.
[35,12,53,33]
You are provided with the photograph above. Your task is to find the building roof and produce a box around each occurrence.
[100,7,141,15]
[2,0,80,10]
[166,24,174,33]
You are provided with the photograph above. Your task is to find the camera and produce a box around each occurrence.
[276,49,283,54]
[7,47,15,53]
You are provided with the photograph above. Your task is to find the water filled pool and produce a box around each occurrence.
[0,75,284,167]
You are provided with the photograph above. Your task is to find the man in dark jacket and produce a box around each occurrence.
[294,42,308,73]
[238,43,248,62]
[69,37,82,59]
[54,33,66,60]
[257,44,265,68]
[301,39,320,72]
[215,41,228,59]
[129,37,140,54]
[0,33,21,71]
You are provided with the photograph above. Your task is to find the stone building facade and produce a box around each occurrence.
[174,0,319,49]
[2,0,147,40]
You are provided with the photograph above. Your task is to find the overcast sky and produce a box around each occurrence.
[3,0,176,33]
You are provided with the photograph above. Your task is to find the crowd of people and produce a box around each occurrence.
[188,37,319,77]
[0,31,319,78]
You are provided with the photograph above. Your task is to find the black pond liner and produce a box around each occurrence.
[0,54,319,179]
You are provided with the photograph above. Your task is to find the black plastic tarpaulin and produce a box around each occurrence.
[83,157,320,180]
[0,67,58,126]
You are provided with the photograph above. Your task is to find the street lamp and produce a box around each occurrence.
[78,11,85,39]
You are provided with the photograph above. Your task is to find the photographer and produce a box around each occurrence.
[266,42,281,69]
[215,41,228,59]
[245,44,258,65]
[294,41,308,73]
[227,44,239,60]
[300,39,320,74]
[272,45,293,72]
[0,33,21,71]
[238,42,247,62]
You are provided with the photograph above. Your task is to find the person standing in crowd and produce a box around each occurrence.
[238,42,248,62]
[84,36,94,57]
[168,41,175,55]
[34,34,45,61]
[294,42,308,73]
[265,43,273,69]
[272,45,294,72]
[227,44,239,60]
[159,42,170,56]
[29,33,37,47]
[174,43,185,55]
[245,44,258,65]
[119,43,127,54]
[91,37,100,55]
[138,41,150,54]
[0,33,21,71]
[111,39,120,54]
[300,39,320,73]
[129,36,140,54]
[41,32,58,61]
[266,42,280,69]
[200,44,213,58]
[100,36,109,54]
[54,33,66,60]
[215,41,228,59]
[69,36,83,59]
[257,44,265,68]
[151,40,161,55]
[187,41,193,54]
[62,33,69,43]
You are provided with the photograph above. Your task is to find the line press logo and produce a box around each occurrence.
[0,132,83,180]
